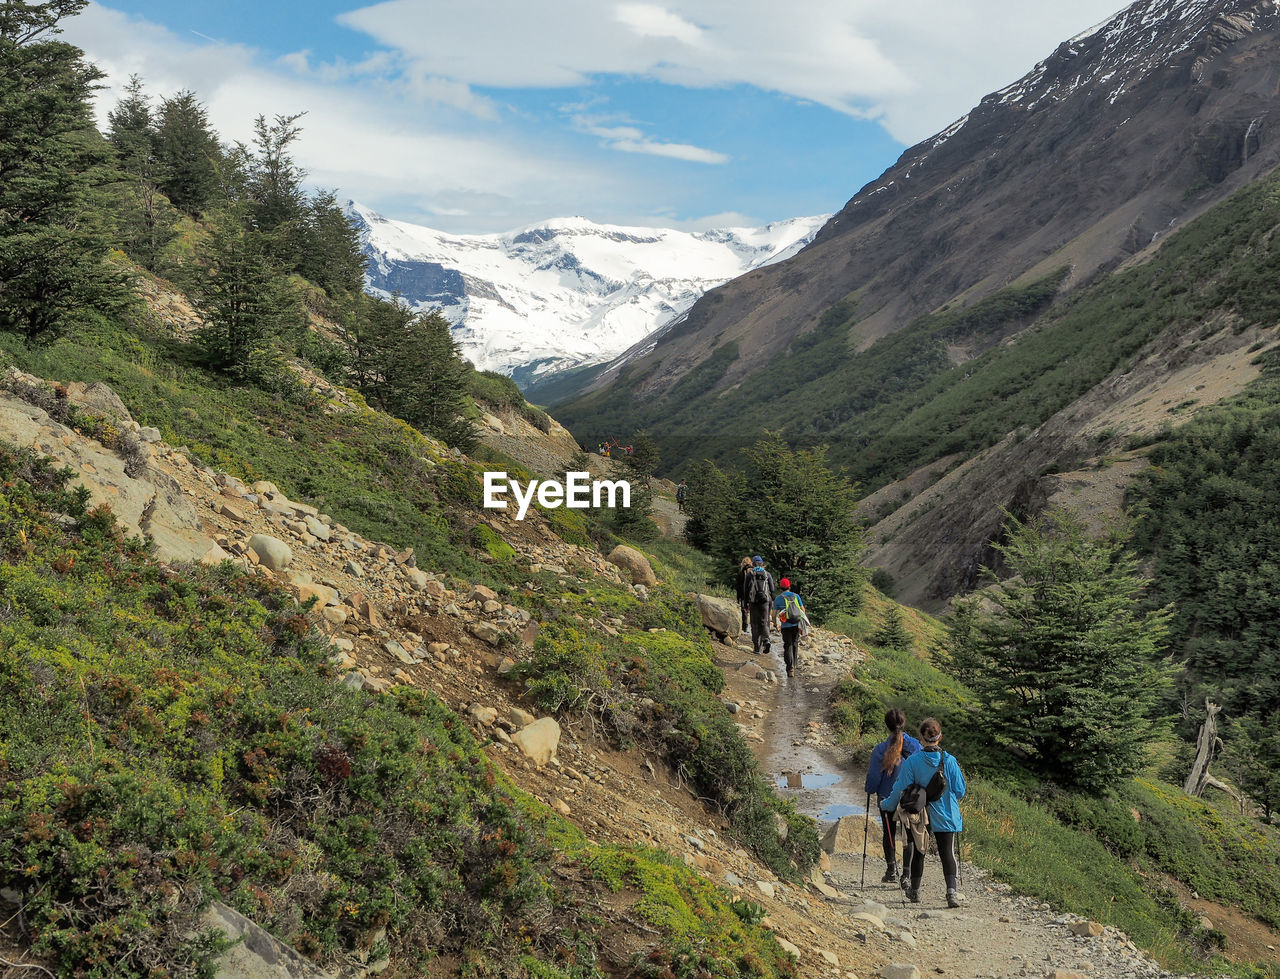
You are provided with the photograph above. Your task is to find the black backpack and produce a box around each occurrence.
[899,753,947,814]
[747,568,772,605]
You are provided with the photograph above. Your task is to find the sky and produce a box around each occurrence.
[65,1,1127,234]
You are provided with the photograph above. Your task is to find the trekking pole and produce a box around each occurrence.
[860,794,871,889]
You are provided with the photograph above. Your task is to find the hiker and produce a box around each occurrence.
[743,555,775,656]
[734,556,753,631]
[865,708,922,888]
[770,577,808,676]
[879,717,967,907]
[676,480,687,512]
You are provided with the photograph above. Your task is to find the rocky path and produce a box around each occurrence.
[719,628,1209,979]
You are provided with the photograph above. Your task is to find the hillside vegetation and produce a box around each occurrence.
[557,165,1280,491]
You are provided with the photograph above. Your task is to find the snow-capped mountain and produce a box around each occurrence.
[345,202,828,383]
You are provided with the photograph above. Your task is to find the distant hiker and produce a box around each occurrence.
[880,717,967,907]
[744,555,775,656]
[676,480,687,512]
[770,577,808,676]
[865,708,922,888]
[735,556,753,632]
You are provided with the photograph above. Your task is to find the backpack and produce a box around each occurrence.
[747,567,772,605]
[782,592,804,624]
[899,754,947,814]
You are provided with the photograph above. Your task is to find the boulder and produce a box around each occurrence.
[470,621,502,645]
[606,545,658,586]
[820,814,866,855]
[469,584,500,603]
[200,900,334,978]
[511,717,560,766]
[693,593,741,638]
[66,381,134,425]
[882,966,921,979]
[509,706,537,729]
[295,582,336,608]
[304,516,330,541]
[0,393,214,564]
[248,534,293,572]
[200,543,233,566]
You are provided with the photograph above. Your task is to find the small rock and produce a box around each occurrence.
[1070,920,1104,938]
[469,705,497,726]
[755,881,775,900]
[510,706,537,729]
[773,936,800,959]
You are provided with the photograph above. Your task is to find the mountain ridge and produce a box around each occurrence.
[562,0,1280,408]
[347,201,828,385]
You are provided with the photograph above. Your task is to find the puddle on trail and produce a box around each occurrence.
[818,802,863,820]
[773,770,866,821]
[774,771,843,790]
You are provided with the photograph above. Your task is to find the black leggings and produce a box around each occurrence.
[908,829,958,882]
[878,809,914,868]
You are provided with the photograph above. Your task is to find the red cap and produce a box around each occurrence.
[779,578,790,589]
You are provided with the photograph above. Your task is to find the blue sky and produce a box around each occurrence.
[67,1,1125,234]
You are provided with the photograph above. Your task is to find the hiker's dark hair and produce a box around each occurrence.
[920,717,942,745]
[881,707,907,773]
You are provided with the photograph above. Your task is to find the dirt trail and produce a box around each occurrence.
[718,627,1207,979]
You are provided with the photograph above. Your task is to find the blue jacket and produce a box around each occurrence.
[772,590,805,628]
[864,734,922,798]
[880,748,967,832]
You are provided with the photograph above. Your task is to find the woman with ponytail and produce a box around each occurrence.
[880,717,968,907]
[864,708,921,886]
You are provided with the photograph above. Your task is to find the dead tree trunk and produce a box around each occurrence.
[1184,699,1222,797]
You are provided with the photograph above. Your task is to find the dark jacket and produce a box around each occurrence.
[735,566,751,605]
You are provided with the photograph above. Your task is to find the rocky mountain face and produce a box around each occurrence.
[347,202,827,385]
[558,0,1280,609]
[572,0,1280,397]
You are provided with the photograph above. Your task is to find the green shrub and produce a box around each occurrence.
[471,522,518,562]
[0,444,573,975]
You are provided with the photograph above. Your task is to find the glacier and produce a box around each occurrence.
[346,202,828,384]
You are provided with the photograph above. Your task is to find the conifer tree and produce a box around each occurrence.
[106,74,175,270]
[299,189,367,300]
[872,606,913,651]
[185,207,301,382]
[154,90,221,216]
[954,509,1172,789]
[0,0,133,341]
[614,431,658,541]
[349,296,475,449]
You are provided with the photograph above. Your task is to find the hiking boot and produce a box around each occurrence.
[905,885,920,903]
[947,888,962,908]
[899,873,910,892]
[881,864,898,884]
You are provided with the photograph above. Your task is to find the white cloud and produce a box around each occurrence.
[67,4,621,232]
[575,118,729,164]
[338,0,1126,141]
[615,4,705,46]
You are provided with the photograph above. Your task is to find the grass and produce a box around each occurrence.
[827,588,1280,977]
[0,444,574,976]
[0,315,502,588]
